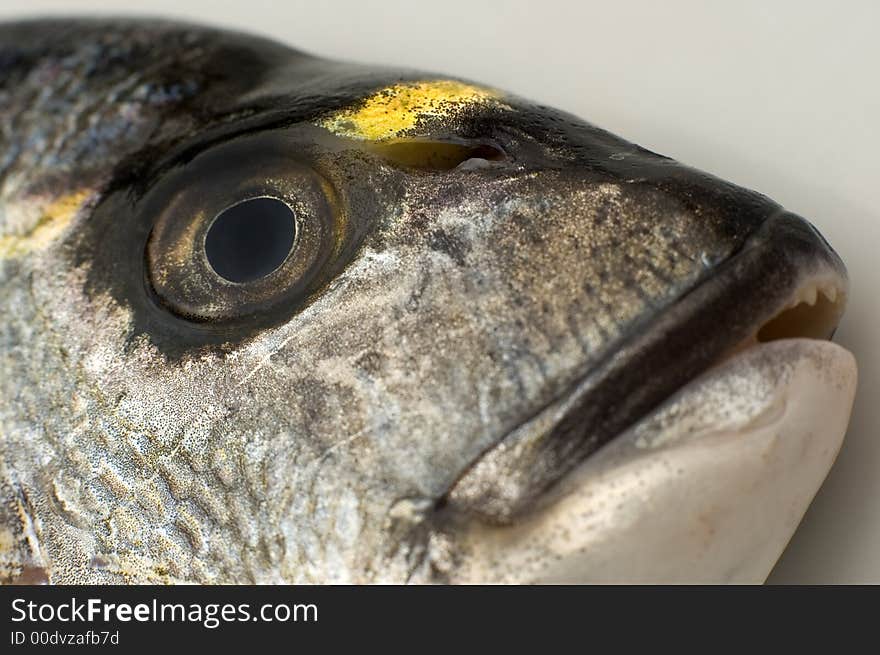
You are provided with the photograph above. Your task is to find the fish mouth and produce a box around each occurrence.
[444,210,850,524]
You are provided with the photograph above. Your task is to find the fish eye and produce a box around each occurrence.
[204,196,297,284]
[144,131,344,324]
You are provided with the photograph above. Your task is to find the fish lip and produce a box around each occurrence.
[444,210,848,522]
[561,210,848,454]
[447,338,857,584]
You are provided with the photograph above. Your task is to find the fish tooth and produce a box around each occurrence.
[804,286,818,306]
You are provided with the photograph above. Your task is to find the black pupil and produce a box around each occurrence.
[205,197,296,283]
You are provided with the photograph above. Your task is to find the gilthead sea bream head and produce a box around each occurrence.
[0,19,856,583]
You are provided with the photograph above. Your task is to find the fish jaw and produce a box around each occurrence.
[448,338,856,583]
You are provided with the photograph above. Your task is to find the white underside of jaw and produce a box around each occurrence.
[453,337,857,584]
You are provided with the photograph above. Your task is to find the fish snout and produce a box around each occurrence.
[430,188,854,582]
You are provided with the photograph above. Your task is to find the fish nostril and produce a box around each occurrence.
[204,196,297,284]
[370,140,506,171]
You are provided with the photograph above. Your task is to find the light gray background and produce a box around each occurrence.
[1,1,876,583]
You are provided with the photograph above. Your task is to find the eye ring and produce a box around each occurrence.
[143,132,340,323]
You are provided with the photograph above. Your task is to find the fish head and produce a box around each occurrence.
[0,19,856,583]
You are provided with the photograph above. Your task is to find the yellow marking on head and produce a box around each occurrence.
[319,80,506,141]
[0,189,92,258]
